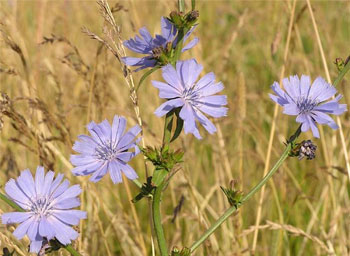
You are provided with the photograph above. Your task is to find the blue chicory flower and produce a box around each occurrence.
[152,59,228,139]
[1,167,86,253]
[70,115,141,184]
[269,75,347,138]
[122,17,198,71]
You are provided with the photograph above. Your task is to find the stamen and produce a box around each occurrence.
[296,97,318,114]
[95,140,118,161]
[30,196,52,217]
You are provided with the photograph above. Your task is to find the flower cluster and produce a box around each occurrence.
[1,167,86,253]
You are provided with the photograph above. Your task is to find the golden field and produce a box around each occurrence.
[1,0,350,255]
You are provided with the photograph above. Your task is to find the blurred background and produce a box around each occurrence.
[1,0,350,255]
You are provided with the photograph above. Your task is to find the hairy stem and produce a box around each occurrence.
[190,126,301,252]
[152,181,168,256]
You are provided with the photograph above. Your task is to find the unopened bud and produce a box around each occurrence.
[187,10,199,21]
[169,11,184,28]
[298,140,317,160]
[152,46,164,58]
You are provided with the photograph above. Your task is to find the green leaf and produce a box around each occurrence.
[170,111,184,142]
[220,186,243,208]
[171,247,191,256]
[152,168,168,187]
[136,66,160,92]
[132,177,155,203]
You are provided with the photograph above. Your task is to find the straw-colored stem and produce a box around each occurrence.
[252,0,297,250]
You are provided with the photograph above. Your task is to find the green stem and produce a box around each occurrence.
[0,191,82,256]
[190,59,350,252]
[178,0,185,12]
[333,58,350,87]
[151,112,175,256]
[64,244,81,256]
[172,29,186,65]
[190,126,301,253]
[0,192,24,212]
[152,181,168,256]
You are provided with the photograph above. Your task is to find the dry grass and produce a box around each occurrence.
[1,0,350,255]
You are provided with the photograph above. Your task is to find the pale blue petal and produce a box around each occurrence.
[29,239,43,253]
[284,75,300,99]
[42,171,55,196]
[299,75,311,97]
[162,64,183,89]
[161,17,176,41]
[55,198,81,209]
[27,220,39,240]
[152,80,181,98]
[117,161,138,180]
[39,217,55,239]
[154,98,184,117]
[117,125,142,150]
[180,103,201,139]
[70,155,98,166]
[50,218,79,245]
[198,95,227,106]
[5,179,31,209]
[176,59,202,88]
[13,216,34,239]
[52,210,86,226]
[51,179,70,199]
[194,109,217,134]
[17,169,35,199]
[34,166,45,196]
[308,115,320,138]
[112,116,127,146]
[182,37,199,52]
[198,105,228,118]
[311,111,338,129]
[71,161,103,176]
[283,103,299,115]
[89,163,109,183]
[198,82,224,96]
[54,185,82,203]
[1,212,32,224]
[109,160,123,184]
[309,77,336,102]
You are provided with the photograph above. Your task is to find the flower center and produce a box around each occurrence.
[95,141,118,161]
[30,196,52,216]
[296,97,318,114]
[181,87,201,105]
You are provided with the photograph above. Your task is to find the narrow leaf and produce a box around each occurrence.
[136,66,160,92]
[170,113,184,142]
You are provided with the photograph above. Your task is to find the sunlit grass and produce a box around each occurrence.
[1,1,350,255]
